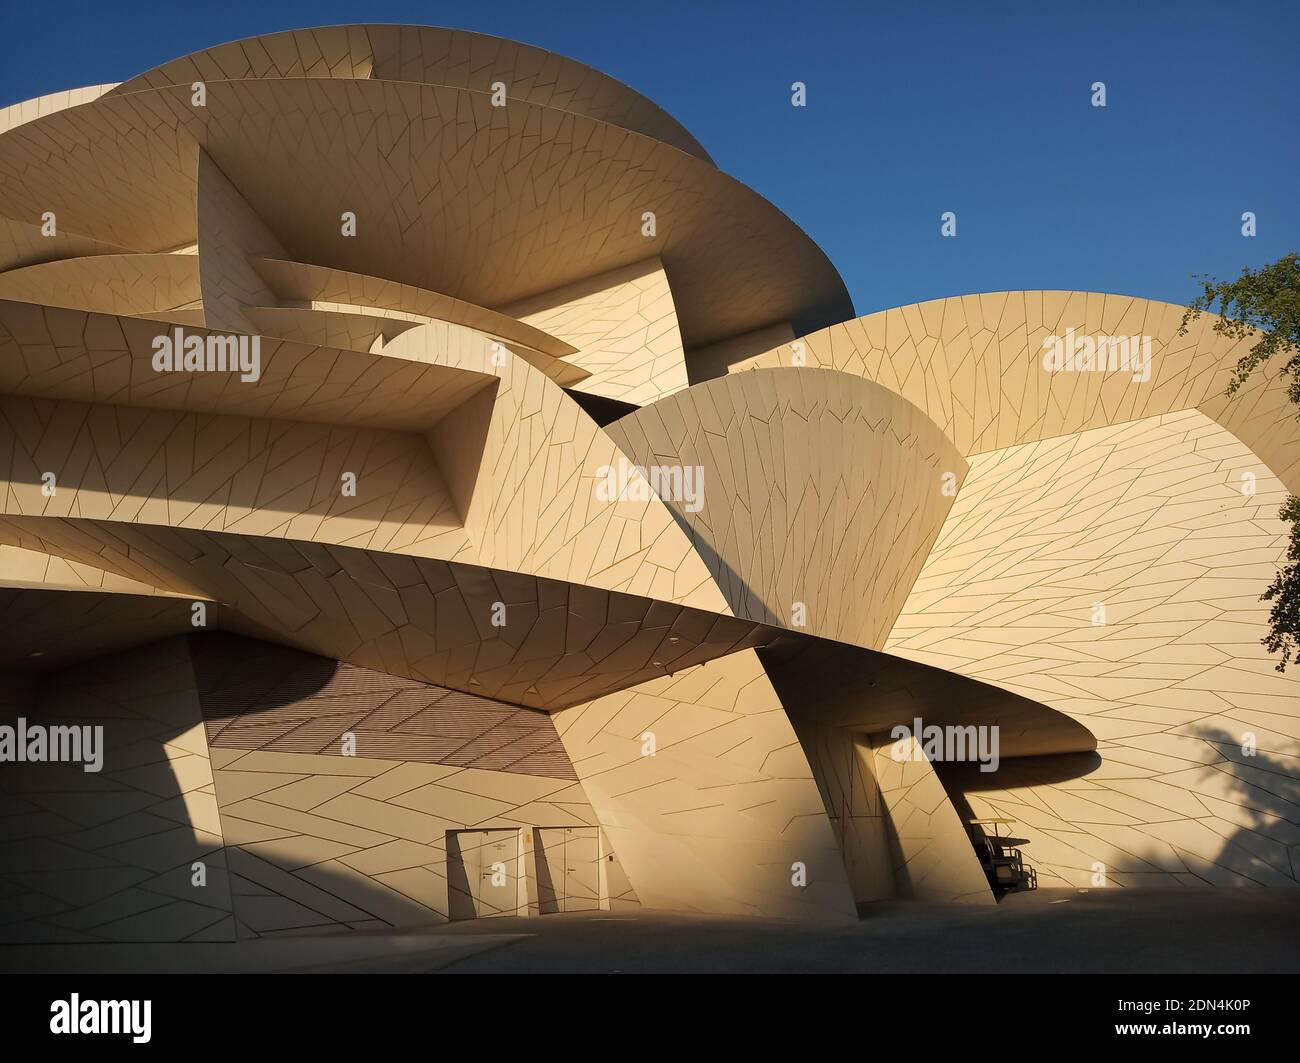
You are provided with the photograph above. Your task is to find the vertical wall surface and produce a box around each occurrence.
[0,639,235,943]
[501,257,689,407]
[195,148,288,332]
[554,649,859,921]
[0,633,645,942]
[211,749,615,934]
[888,411,1300,889]
[794,721,896,904]
[869,736,996,904]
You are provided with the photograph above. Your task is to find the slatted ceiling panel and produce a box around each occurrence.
[265,711,373,746]
[311,669,417,697]
[195,637,415,719]
[443,723,533,763]
[436,689,517,715]
[509,750,578,777]
[291,694,416,728]
[455,729,573,774]
[390,703,513,737]
[366,684,428,712]
[305,733,449,761]
[345,708,426,736]
[193,639,336,717]
[190,632,578,779]
[207,716,307,748]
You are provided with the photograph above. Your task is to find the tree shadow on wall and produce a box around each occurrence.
[0,632,461,968]
[940,726,1300,888]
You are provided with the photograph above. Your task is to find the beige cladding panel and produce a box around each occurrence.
[888,409,1300,889]
[554,649,859,922]
[868,736,996,905]
[0,24,1295,939]
[0,516,773,709]
[396,326,732,612]
[0,254,201,319]
[0,627,642,942]
[212,748,628,934]
[607,367,966,649]
[0,301,499,432]
[0,640,237,944]
[109,25,713,162]
[0,393,470,560]
[734,292,1299,490]
[502,258,690,407]
[0,77,851,349]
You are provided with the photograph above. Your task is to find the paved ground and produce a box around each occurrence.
[4,889,1297,974]
[0,926,522,974]
[427,889,1300,974]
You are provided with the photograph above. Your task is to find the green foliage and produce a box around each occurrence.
[1262,496,1300,671]
[1179,253,1300,670]
[1180,252,1300,401]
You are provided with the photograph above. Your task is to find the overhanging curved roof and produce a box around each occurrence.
[107,23,716,163]
[740,291,1300,490]
[0,75,853,348]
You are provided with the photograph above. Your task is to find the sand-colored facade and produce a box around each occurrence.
[0,25,1295,943]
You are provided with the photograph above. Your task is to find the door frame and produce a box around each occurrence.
[445,827,528,919]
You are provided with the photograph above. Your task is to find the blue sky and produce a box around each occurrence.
[4,0,1295,316]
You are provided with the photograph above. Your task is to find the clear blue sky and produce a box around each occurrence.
[4,0,1295,316]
